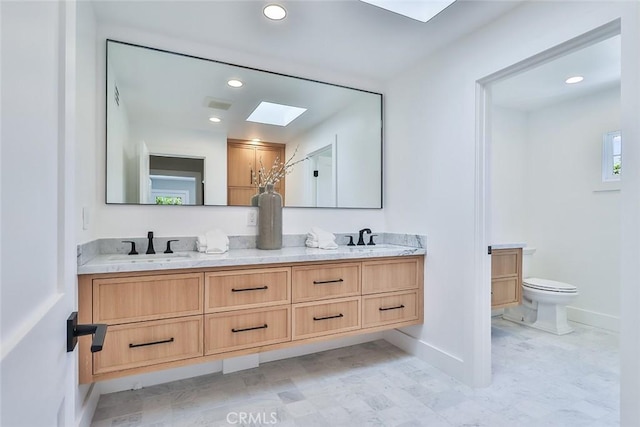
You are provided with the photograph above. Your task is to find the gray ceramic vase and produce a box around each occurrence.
[257,184,282,249]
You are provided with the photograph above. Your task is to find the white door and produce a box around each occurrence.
[1,2,78,426]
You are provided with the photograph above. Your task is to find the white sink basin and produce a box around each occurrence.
[106,252,194,263]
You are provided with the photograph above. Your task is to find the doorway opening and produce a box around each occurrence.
[476,20,621,385]
[306,143,337,207]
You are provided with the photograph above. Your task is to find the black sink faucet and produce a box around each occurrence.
[146,231,155,254]
[357,228,372,246]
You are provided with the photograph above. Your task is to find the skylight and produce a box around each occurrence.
[359,0,456,23]
[246,101,307,127]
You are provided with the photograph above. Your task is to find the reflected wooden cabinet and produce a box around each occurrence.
[78,256,423,383]
[491,248,522,309]
[227,139,286,206]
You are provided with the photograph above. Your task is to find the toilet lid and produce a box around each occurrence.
[523,277,577,293]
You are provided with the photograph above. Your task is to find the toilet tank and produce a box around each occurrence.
[522,247,536,278]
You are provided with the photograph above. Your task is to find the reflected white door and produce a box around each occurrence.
[308,144,336,207]
[1,1,77,426]
[139,141,151,203]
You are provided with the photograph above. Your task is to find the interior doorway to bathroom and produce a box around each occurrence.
[476,21,621,383]
[306,144,337,207]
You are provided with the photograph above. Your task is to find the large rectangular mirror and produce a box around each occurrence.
[106,40,383,208]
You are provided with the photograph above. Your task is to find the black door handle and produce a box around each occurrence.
[67,312,108,353]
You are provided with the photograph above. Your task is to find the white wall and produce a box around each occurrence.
[81,24,385,241]
[287,97,382,208]
[384,2,639,407]
[105,61,131,203]
[76,1,98,244]
[490,107,528,243]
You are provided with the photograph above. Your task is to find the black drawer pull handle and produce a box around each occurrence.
[313,313,344,321]
[232,324,268,333]
[231,285,269,292]
[129,337,174,348]
[313,279,344,285]
[379,304,405,311]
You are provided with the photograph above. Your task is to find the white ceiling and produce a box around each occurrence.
[91,0,524,82]
[492,35,621,111]
[108,40,380,142]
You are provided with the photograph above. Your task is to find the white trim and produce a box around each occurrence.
[567,306,620,332]
[471,80,492,387]
[383,330,465,378]
[76,384,100,427]
[0,293,63,360]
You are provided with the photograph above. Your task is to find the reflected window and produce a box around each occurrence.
[602,130,621,182]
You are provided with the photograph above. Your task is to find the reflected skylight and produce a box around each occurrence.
[246,101,307,127]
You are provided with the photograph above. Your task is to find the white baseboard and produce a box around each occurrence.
[383,329,464,381]
[76,383,100,427]
[567,306,619,332]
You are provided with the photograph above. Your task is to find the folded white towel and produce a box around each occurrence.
[196,235,207,253]
[203,229,229,254]
[306,227,338,250]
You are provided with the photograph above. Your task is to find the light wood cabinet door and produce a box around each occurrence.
[228,187,258,207]
[227,144,255,187]
[292,263,360,303]
[93,316,203,375]
[204,306,290,355]
[491,248,522,309]
[227,140,286,206]
[205,268,290,313]
[362,291,418,328]
[93,273,203,324]
[293,297,361,339]
[362,258,420,295]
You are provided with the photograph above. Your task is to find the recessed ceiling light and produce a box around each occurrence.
[263,4,286,20]
[565,76,584,84]
[246,101,307,127]
[209,117,221,123]
[359,0,456,23]
[227,79,243,88]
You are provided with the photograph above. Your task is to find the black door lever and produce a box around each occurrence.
[67,312,108,353]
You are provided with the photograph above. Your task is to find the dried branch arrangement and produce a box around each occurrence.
[251,146,308,186]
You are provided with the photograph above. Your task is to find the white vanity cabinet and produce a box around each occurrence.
[78,255,424,383]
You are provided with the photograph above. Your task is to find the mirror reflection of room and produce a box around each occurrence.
[105,40,382,208]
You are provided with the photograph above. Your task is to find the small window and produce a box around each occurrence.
[602,130,621,182]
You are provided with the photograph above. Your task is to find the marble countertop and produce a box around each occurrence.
[490,243,526,250]
[78,244,426,275]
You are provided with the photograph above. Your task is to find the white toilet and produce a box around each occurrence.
[503,248,579,335]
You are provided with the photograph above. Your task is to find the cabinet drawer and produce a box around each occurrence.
[492,278,520,308]
[362,258,420,295]
[292,263,360,303]
[362,291,418,328]
[205,268,290,313]
[491,249,521,278]
[204,306,290,355]
[93,316,203,375]
[293,297,360,339]
[93,273,203,324]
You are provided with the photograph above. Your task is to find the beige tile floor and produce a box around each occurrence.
[91,318,619,426]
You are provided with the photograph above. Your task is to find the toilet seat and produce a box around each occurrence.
[523,277,577,294]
